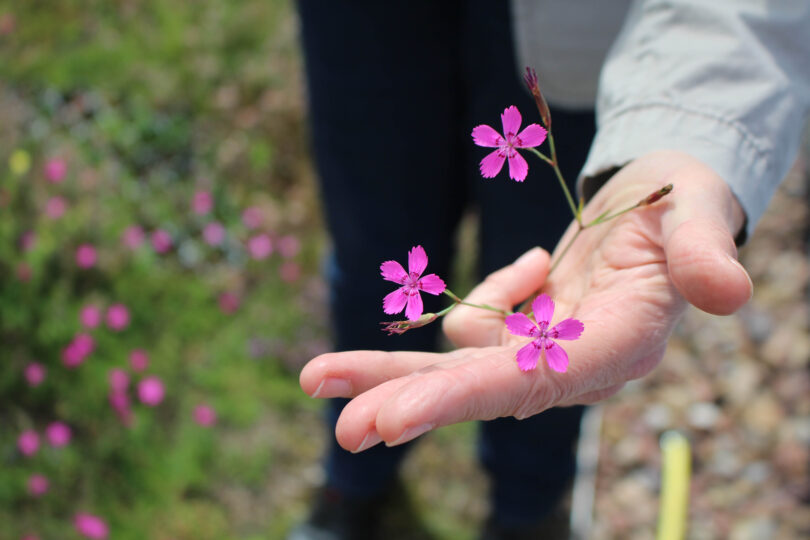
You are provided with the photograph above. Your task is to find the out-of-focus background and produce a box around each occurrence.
[0,1,807,539]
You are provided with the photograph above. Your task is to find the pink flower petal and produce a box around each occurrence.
[552,318,584,341]
[74,513,109,539]
[407,245,428,276]
[500,106,522,136]
[479,150,506,178]
[45,421,71,447]
[380,260,407,283]
[471,124,504,148]
[383,289,408,315]
[505,313,537,338]
[516,342,541,372]
[507,152,529,182]
[545,342,569,372]
[515,124,548,148]
[404,292,423,321]
[532,294,555,325]
[137,376,165,406]
[418,273,446,295]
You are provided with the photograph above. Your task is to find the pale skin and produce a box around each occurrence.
[300,150,752,453]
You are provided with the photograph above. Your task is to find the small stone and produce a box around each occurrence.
[687,402,722,430]
[642,403,672,431]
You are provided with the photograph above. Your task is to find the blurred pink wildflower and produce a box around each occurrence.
[280,261,301,283]
[504,294,583,372]
[129,349,149,372]
[108,368,130,393]
[109,391,133,426]
[218,292,240,314]
[248,233,273,260]
[381,245,446,321]
[202,222,225,246]
[17,430,39,456]
[80,304,102,328]
[121,225,145,249]
[74,513,109,540]
[75,244,97,269]
[62,333,95,368]
[27,474,49,497]
[242,206,262,229]
[45,421,71,447]
[24,362,46,387]
[472,105,547,182]
[45,196,67,219]
[138,376,165,406]
[105,304,130,331]
[20,230,36,252]
[191,190,213,215]
[151,229,173,253]
[44,158,67,183]
[193,404,217,427]
[16,262,32,282]
[277,235,301,258]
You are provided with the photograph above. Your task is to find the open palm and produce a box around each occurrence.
[300,151,752,453]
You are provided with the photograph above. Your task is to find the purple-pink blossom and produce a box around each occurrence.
[74,513,109,540]
[242,206,262,229]
[121,225,145,249]
[75,244,97,269]
[202,222,225,246]
[129,349,149,372]
[504,294,583,372]
[109,391,133,426]
[280,261,300,283]
[472,105,547,182]
[191,190,213,215]
[277,235,300,258]
[62,333,95,368]
[44,196,67,219]
[24,362,46,387]
[105,303,130,331]
[18,430,39,456]
[108,368,130,393]
[218,292,240,314]
[44,158,67,183]
[151,229,173,253]
[80,304,102,328]
[45,421,71,447]
[137,376,165,406]
[381,245,446,321]
[20,230,36,252]
[27,474,49,497]
[193,404,217,427]
[248,233,273,260]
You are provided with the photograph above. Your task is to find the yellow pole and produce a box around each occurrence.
[657,431,691,540]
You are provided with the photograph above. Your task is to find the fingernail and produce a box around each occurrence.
[310,378,352,398]
[726,254,754,300]
[386,423,434,447]
[352,430,382,453]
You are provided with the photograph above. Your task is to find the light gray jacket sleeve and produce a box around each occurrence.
[580,0,810,238]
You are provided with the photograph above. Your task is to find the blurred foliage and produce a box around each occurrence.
[0,1,332,538]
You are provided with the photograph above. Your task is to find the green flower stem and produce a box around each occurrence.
[443,289,513,316]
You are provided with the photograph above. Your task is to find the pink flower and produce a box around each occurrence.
[121,225,145,249]
[504,294,583,372]
[109,391,133,426]
[20,230,36,252]
[191,190,213,215]
[24,362,46,387]
[280,261,300,283]
[151,229,173,253]
[202,222,225,246]
[105,304,130,331]
[62,333,95,368]
[27,474,49,497]
[137,376,165,406]
[277,235,300,258]
[218,292,240,314]
[44,158,67,183]
[108,368,130,393]
[472,105,547,182]
[44,196,67,219]
[193,404,217,427]
[129,349,149,372]
[74,513,109,540]
[80,304,102,328]
[16,263,32,282]
[247,234,273,260]
[242,206,262,229]
[17,430,39,456]
[45,421,72,447]
[75,244,97,269]
[381,245,446,321]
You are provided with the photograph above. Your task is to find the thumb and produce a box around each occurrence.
[443,246,550,347]
[662,167,752,316]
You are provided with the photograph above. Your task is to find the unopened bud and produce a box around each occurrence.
[381,313,438,335]
[524,67,552,130]
[639,184,674,206]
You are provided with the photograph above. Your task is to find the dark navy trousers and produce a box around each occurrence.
[298,0,595,526]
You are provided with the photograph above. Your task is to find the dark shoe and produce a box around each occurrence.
[478,507,570,540]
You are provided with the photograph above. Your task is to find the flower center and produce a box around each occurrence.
[499,133,518,157]
[403,272,422,295]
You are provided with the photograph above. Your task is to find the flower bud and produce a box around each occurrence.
[524,67,552,130]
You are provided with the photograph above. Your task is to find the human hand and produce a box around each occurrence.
[300,150,752,452]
